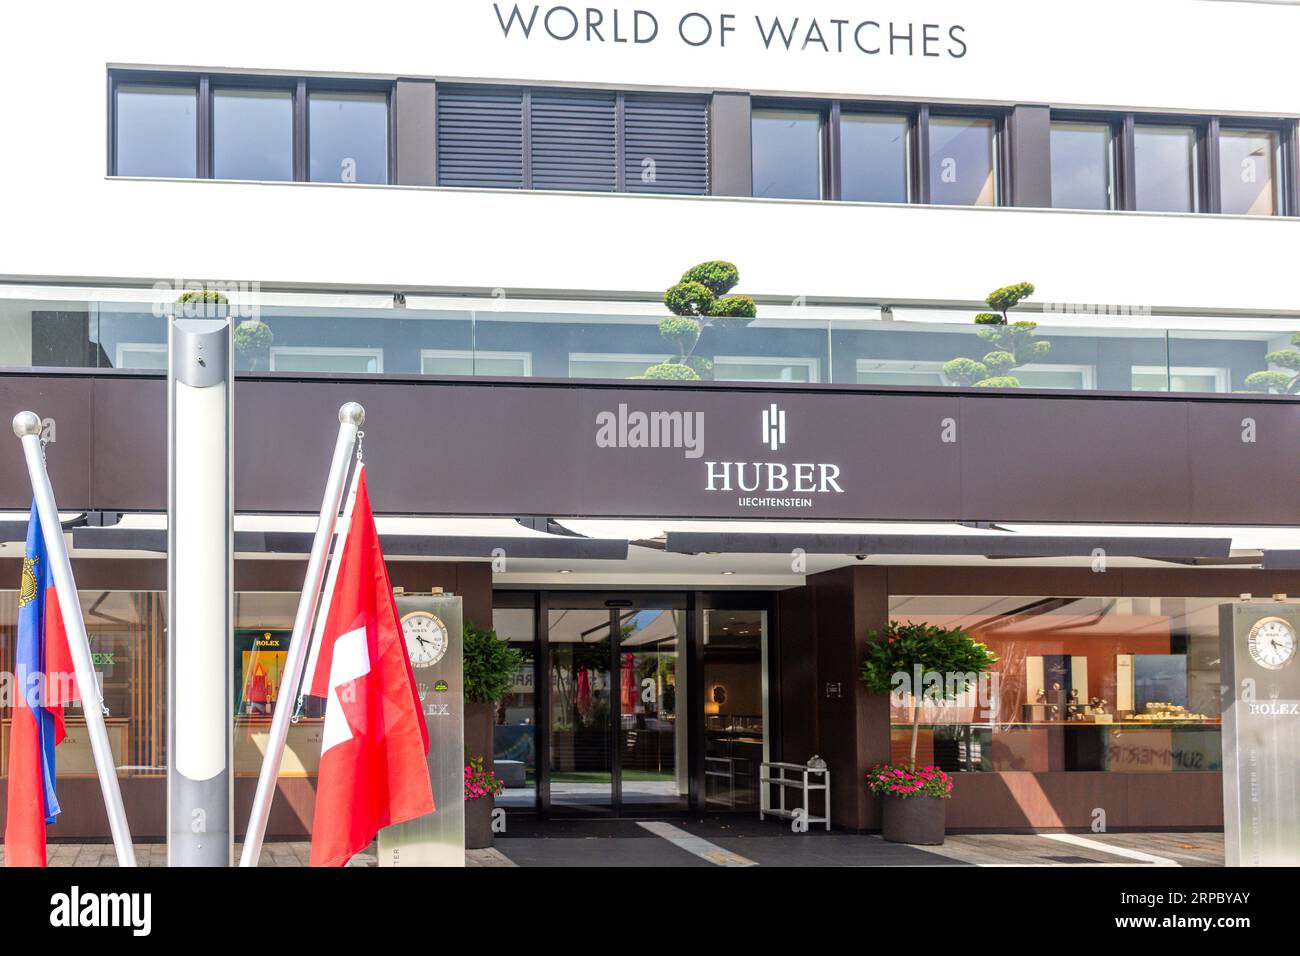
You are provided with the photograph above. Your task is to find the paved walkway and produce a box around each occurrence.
[7,826,1222,867]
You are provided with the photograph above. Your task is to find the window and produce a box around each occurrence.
[213,88,294,182]
[110,71,390,184]
[751,109,823,200]
[1219,128,1279,216]
[1050,121,1114,210]
[309,91,389,185]
[1013,364,1095,390]
[1132,366,1229,393]
[113,84,197,178]
[928,116,997,206]
[713,356,818,383]
[1134,124,1200,213]
[569,353,670,379]
[269,346,382,374]
[436,85,708,195]
[114,343,168,370]
[856,359,946,387]
[839,113,910,203]
[421,349,531,377]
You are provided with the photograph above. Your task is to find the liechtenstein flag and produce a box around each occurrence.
[4,502,78,867]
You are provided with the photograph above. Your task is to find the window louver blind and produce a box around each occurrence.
[623,94,709,195]
[436,86,525,188]
[530,89,617,192]
[435,85,710,195]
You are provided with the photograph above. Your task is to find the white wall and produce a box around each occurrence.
[2,0,1299,314]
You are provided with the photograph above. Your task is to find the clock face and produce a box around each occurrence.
[1247,616,1297,670]
[401,611,449,669]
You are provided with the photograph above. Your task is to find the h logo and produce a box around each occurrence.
[761,403,787,451]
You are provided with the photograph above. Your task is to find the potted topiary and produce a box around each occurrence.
[942,281,1046,388]
[860,621,997,845]
[233,318,274,371]
[173,287,230,321]
[462,621,522,849]
[641,261,757,380]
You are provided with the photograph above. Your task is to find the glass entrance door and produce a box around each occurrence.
[543,598,688,815]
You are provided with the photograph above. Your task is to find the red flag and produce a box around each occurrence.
[307,467,433,867]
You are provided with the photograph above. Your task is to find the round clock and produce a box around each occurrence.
[401,610,449,669]
[1247,616,1297,670]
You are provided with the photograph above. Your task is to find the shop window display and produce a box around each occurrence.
[888,596,1225,773]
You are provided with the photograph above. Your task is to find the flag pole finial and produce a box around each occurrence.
[339,402,365,427]
[12,410,41,438]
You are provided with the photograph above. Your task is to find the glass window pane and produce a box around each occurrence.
[309,91,388,185]
[928,116,996,206]
[713,358,816,383]
[840,113,910,203]
[214,88,294,182]
[1050,121,1113,210]
[1134,125,1199,213]
[114,85,197,178]
[492,606,537,809]
[1219,129,1278,216]
[752,110,823,200]
[569,355,670,379]
[269,348,380,373]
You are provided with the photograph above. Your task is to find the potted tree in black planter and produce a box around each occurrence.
[860,621,997,845]
[462,621,522,850]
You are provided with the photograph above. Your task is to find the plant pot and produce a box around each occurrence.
[464,701,495,775]
[881,795,947,846]
[465,795,494,850]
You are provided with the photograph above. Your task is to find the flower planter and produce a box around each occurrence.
[881,795,947,846]
[465,795,495,850]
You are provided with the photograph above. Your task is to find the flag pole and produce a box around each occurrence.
[11,411,136,867]
[238,402,364,867]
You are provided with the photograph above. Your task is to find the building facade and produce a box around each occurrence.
[3,0,1300,836]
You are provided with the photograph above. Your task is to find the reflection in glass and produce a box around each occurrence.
[492,607,537,808]
[703,610,766,810]
[309,91,389,185]
[1050,121,1113,210]
[1219,129,1278,216]
[214,88,294,182]
[268,348,381,373]
[547,608,612,809]
[840,113,910,203]
[618,609,687,809]
[713,357,817,383]
[114,85,197,178]
[928,116,996,206]
[888,594,1226,773]
[752,110,823,200]
[1134,125,1199,212]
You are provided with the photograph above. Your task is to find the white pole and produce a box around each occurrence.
[12,411,136,867]
[238,403,364,867]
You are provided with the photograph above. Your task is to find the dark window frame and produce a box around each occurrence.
[1051,108,1297,216]
[750,97,832,200]
[1048,111,1122,211]
[108,69,394,184]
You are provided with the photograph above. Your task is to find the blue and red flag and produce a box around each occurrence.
[4,502,78,867]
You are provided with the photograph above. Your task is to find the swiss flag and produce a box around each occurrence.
[307,466,434,867]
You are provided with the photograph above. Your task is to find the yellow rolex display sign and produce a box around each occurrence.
[378,592,464,866]
[1219,602,1300,866]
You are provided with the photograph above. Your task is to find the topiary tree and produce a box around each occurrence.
[861,621,998,768]
[1244,332,1300,394]
[233,318,274,371]
[639,261,757,380]
[463,621,523,704]
[942,281,1048,388]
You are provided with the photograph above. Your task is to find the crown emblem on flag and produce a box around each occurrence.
[18,555,38,608]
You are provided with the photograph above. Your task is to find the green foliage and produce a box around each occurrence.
[463,621,523,704]
[985,281,1035,313]
[1265,349,1300,372]
[1244,370,1295,394]
[234,319,272,354]
[944,281,1045,388]
[861,621,998,698]
[942,357,988,387]
[642,362,700,380]
[680,260,739,296]
[176,288,229,304]
[664,279,715,317]
[645,262,757,378]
